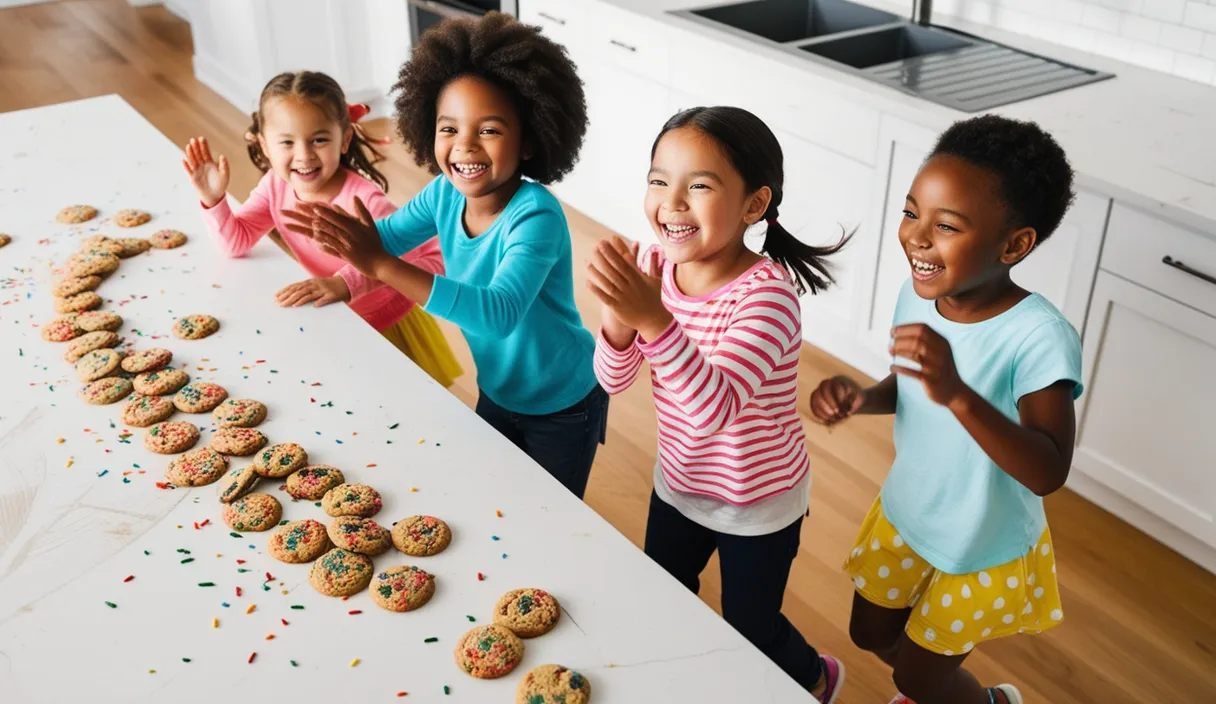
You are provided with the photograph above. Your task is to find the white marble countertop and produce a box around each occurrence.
[0,96,815,703]
[608,0,1216,238]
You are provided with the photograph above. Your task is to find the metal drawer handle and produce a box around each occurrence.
[609,39,637,52]
[1163,255,1216,286]
[538,12,566,25]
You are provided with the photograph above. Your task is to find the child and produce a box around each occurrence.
[809,115,1082,704]
[590,106,847,702]
[281,14,607,499]
[183,70,462,387]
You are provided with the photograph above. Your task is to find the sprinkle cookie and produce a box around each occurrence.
[327,517,392,556]
[76,348,122,382]
[455,625,524,679]
[79,377,133,405]
[143,420,200,455]
[172,314,219,340]
[56,205,97,224]
[286,465,345,500]
[269,519,332,564]
[173,381,228,413]
[114,208,151,228]
[80,235,123,255]
[63,330,118,362]
[322,484,383,518]
[55,291,102,314]
[53,276,101,298]
[211,398,267,428]
[515,665,592,704]
[133,367,189,396]
[149,229,187,249]
[391,515,451,557]
[0,233,9,248]
[371,565,436,613]
[223,493,282,532]
[309,548,374,597]
[121,347,172,374]
[68,249,120,277]
[252,442,307,478]
[75,310,122,332]
[210,427,267,456]
[165,447,229,487]
[121,394,175,427]
[115,237,151,257]
[494,588,561,638]
[217,465,259,504]
[42,315,84,342]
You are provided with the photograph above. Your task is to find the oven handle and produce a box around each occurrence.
[408,0,484,20]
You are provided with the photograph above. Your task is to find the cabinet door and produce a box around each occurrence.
[1074,271,1216,548]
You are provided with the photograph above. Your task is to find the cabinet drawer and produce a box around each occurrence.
[520,0,583,51]
[587,1,671,81]
[1102,202,1216,318]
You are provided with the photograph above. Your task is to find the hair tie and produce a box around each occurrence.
[346,103,392,145]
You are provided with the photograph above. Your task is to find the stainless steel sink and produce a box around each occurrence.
[673,0,1114,112]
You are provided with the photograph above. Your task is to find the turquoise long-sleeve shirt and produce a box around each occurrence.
[376,176,597,415]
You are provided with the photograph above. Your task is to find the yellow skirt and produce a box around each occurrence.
[378,306,463,388]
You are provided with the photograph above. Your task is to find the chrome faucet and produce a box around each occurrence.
[912,0,932,26]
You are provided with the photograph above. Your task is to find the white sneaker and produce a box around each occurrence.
[993,684,1024,704]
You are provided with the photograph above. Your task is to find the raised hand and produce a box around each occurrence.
[587,237,670,343]
[889,323,966,407]
[274,276,351,308]
[808,375,866,426]
[182,137,229,208]
[281,196,389,278]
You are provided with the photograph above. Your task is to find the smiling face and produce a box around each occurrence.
[433,75,527,200]
[257,95,352,201]
[899,154,1036,300]
[644,126,769,266]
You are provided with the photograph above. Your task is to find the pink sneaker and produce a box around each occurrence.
[818,655,846,704]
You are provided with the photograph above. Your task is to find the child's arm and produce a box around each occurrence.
[808,373,897,425]
[594,334,644,395]
[331,188,432,301]
[186,137,275,258]
[890,323,1078,496]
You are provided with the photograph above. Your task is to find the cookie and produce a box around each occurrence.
[286,465,345,501]
[391,515,451,557]
[0,233,10,248]
[216,464,259,504]
[210,427,267,456]
[63,330,118,362]
[322,484,383,518]
[79,377,133,405]
[494,588,561,638]
[121,347,172,373]
[75,310,122,332]
[56,205,97,224]
[327,517,392,556]
[253,442,308,478]
[149,229,187,249]
[308,548,374,597]
[370,565,436,613]
[211,398,267,428]
[133,367,189,396]
[80,235,123,255]
[222,493,282,532]
[454,625,524,680]
[172,314,218,340]
[55,291,102,314]
[67,249,120,277]
[121,393,175,427]
[269,519,332,564]
[515,665,591,704]
[42,315,85,342]
[53,276,101,298]
[165,447,229,487]
[143,420,200,454]
[115,237,151,257]
[114,208,151,228]
[76,348,122,382]
[173,381,228,413]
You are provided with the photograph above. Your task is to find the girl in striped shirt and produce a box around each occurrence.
[590,106,849,703]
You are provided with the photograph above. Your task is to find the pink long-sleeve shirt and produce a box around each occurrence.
[199,169,443,331]
[594,247,811,514]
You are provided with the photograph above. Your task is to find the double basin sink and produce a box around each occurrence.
[674,0,1113,111]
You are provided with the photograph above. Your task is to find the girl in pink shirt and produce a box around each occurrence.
[182,70,461,386]
[590,106,850,702]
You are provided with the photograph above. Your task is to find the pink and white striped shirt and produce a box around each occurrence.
[595,247,811,519]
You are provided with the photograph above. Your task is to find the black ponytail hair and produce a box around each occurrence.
[651,106,851,295]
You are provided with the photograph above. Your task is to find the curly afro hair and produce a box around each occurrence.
[931,114,1075,250]
[392,11,587,185]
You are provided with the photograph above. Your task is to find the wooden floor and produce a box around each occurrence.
[3,3,1215,702]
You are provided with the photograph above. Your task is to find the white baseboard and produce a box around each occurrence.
[0,0,55,8]
[192,51,257,116]
[127,0,162,7]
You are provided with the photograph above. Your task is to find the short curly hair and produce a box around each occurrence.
[931,114,1075,249]
[392,12,587,185]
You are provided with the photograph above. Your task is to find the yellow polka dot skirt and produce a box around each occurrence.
[378,306,463,388]
[844,497,1063,656]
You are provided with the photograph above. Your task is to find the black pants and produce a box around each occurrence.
[475,384,609,500]
[643,490,823,692]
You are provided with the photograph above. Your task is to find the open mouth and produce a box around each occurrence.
[661,223,700,244]
[451,162,489,181]
[909,255,945,281]
[292,167,321,183]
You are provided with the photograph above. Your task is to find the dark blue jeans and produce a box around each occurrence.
[474,384,609,500]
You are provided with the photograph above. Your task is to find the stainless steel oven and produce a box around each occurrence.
[408,0,517,44]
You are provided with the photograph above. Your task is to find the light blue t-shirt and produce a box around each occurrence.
[376,176,597,415]
[881,279,1083,574]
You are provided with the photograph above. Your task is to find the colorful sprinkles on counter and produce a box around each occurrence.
[424,637,438,643]
[104,601,117,609]
[123,575,134,583]
[245,604,256,615]
[198,582,215,587]
[247,652,256,664]
[290,660,298,667]
[350,658,361,668]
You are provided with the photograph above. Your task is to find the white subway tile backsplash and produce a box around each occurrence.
[1185,2,1216,32]
[1083,4,1124,31]
[1160,24,1204,53]
[1120,15,1163,42]
[1130,42,1177,71]
[1143,0,1187,24]
[1202,32,1216,59]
